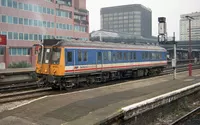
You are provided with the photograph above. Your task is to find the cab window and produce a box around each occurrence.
[51,48,61,64]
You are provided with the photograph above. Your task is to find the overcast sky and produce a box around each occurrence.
[87,0,200,40]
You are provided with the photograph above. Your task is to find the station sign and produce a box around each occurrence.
[0,35,7,45]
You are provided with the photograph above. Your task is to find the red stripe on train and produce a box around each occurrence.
[65,62,167,73]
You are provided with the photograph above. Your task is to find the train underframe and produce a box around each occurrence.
[37,67,165,90]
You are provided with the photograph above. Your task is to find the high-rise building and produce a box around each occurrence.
[180,12,200,41]
[100,4,152,38]
[0,0,89,68]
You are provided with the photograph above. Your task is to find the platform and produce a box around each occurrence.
[0,70,200,125]
[0,68,34,74]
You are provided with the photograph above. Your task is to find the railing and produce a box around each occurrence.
[74,19,89,25]
[74,8,89,15]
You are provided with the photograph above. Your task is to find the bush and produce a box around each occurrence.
[8,61,32,68]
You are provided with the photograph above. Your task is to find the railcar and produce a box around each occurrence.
[35,39,167,90]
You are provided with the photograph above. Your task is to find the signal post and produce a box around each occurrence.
[158,17,177,80]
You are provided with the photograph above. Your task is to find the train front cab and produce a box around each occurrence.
[36,46,65,84]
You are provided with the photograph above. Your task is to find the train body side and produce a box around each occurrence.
[63,47,167,75]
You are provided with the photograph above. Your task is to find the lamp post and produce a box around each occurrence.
[185,16,194,76]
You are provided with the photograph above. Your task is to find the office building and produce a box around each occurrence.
[0,0,89,68]
[180,12,200,41]
[100,4,152,38]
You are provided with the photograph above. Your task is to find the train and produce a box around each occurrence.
[35,39,168,90]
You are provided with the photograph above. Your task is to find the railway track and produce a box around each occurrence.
[171,107,200,125]
[0,64,200,104]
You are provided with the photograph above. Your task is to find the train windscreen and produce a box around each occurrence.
[51,48,61,65]
[43,48,51,64]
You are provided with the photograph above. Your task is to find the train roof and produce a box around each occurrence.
[42,39,166,51]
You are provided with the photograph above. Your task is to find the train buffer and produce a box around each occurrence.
[0,69,200,125]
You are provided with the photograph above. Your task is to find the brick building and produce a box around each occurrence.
[0,0,89,68]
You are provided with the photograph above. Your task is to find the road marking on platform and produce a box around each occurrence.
[8,96,47,110]
[7,69,200,111]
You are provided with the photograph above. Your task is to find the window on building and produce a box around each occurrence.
[13,1,17,8]
[18,2,23,9]
[43,21,46,27]
[43,7,46,13]
[13,32,18,40]
[1,32,7,36]
[38,35,42,40]
[38,20,42,27]
[34,20,37,26]
[8,32,13,40]
[19,18,23,24]
[1,0,7,6]
[34,34,38,40]
[24,18,28,25]
[17,48,22,55]
[11,48,17,55]
[24,33,28,40]
[0,48,4,55]
[39,6,43,13]
[33,5,38,12]
[19,33,23,40]
[2,15,7,23]
[47,22,50,28]
[51,22,54,28]
[24,3,28,10]
[29,34,33,40]
[8,16,13,24]
[29,19,33,26]
[47,8,51,14]
[23,48,29,55]
[13,17,18,24]
[51,9,54,15]
[7,0,12,7]
[28,4,33,11]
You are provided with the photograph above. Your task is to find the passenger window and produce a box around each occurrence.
[112,53,116,62]
[78,50,82,61]
[132,52,137,60]
[103,51,108,61]
[149,52,152,60]
[67,52,72,62]
[108,51,112,61]
[145,52,148,59]
[128,52,131,61]
[118,52,122,60]
[142,52,145,59]
[124,52,127,60]
[83,51,88,61]
[98,52,102,61]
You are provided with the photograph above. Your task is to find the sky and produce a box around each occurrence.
[86,0,200,40]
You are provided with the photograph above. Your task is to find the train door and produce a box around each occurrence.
[65,49,75,73]
[96,51,103,71]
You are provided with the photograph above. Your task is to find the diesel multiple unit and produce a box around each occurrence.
[35,39,167,90]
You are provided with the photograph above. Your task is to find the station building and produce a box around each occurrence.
[0,0,89,68]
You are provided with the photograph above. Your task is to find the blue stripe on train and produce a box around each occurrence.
[64,48,167,66]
